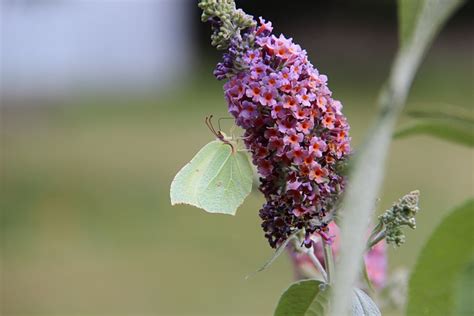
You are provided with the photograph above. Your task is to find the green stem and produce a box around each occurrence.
[322,239,335,284]
[305,246,328,283]
[367,221,384,245]
[367,230,386,249]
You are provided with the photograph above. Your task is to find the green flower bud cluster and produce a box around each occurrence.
[198,0,256,50]
[379,190,420,247]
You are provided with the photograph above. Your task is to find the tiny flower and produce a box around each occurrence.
[283,130,304,146]
[256,17,273,36]
[292,205,308,217]
[287,144,306,164]
[303,152,314,165]
[294,107,309,120]
[336,141,350,158]
[226,82,245,100]
[263,73,282,89]
[268,136,285,156]
[290,61,303,79]
[277,117,296,133]
[296,119,314,135]
[260,88,278,106]
[286,179,302,191]
[254,144,269,159]
[321,114,335,129]
[264,127,279,139]
[308,163,328,183]
[251,62,267,80]
[279,67,292,85]
[246,82,262,102]
[240,100,258,119]
[283,95,298,111]
[296,88,316,107]
[271,103,285,119]
[243,49,260,65]
[316,95,327,111]
[257,159,274,177]
[309,137,327,157]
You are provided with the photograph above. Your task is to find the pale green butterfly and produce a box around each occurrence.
[170,116,253,215]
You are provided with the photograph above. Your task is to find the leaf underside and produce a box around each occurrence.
[351,288,381,316]
[170,140,253,215]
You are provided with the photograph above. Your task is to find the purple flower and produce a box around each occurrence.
[245,82,262,102]
[283,130,304,147]
[287,145,306,164]
[259,88,278,106]
[309,137,327,157]
[208,16,351,248]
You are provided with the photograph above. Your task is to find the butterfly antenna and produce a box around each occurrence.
[205,115,218,138]
[205,115,235,153]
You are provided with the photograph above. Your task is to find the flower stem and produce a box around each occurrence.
[367,230,386,249]
[322,239,335,284]
[305,245,328,283]
[367,221,383,245]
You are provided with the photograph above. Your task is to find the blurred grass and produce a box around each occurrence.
[1,51,473,316]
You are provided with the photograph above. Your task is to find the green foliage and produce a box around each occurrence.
[274,280,330,316]
[406,105,474,124]
[394,120,474,147]
[250,230,301,277]
[453,259,474,315]
[351,288,381,316]
[331,0,465,314]
[396,105,474,147]
[170,140,253,215]
[407,200,474,316]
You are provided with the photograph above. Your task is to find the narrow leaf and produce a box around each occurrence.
[406,104,474,125]
[170,140,253,215]
[407,199,474,316]
[394,120,474,147]
[247,230,301,278]
[274,280,330,316]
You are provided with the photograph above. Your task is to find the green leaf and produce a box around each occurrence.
[331,1,465,315]
[361,261,375,294]
[170,140,253,215]
[351,288,381,316]
[248,230,301,278]
[453,259,474,316]
[394,120,474,147]
[406,104,474,125]
[274,280,330,316]
[407,199,474,316]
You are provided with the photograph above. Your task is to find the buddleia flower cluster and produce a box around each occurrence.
[379,190,420,247]
[200,1,351,248]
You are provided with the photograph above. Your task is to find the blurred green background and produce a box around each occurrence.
[1,1,472,315]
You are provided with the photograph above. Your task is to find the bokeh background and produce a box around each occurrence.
[1,1,473,315]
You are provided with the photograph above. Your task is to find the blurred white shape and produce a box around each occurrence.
[1,0,192,100]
